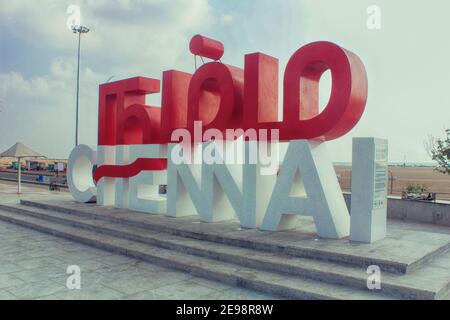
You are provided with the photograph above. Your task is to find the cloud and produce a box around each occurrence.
[0,62,106,158]
[220,14,234,26]
[0,0,214,158]
[1,0,449,163]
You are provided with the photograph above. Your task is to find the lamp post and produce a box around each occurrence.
[71,25,90,147]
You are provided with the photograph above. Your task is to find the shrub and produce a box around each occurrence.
[405,183,427,194]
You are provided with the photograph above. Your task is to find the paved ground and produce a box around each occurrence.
[0,171,45,184]
[1,180,449,300]
[0,181,278,300]
[0,179,63,197]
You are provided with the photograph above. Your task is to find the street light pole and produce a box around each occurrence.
[72,25,90,147]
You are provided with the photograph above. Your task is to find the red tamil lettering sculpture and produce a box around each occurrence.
[94,35,368,181]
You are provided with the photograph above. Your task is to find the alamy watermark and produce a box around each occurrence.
[366,5,381,30]
[366,265,381,290]
[66,265,81,290]
[66,5,81,30]
[170,121,281,176]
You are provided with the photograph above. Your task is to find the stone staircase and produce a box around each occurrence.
[0,199,449,300]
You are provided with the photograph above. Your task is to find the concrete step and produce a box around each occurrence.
[18,200,450,276]
[0,208,394,300]
[0,203,448,299]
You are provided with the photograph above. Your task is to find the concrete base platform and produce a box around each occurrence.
[18,200,450,274]
[0,198,449,300]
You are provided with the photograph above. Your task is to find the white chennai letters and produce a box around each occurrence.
[97,145,116,206]
[114,145,130,209]
[68,140,359,240]
[128,144,167,214]
[260,140,350,239]
[67,144,97,203]
[350,138,388,243]
[167,140,277,228]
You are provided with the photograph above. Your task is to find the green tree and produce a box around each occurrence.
[426,129,450,175]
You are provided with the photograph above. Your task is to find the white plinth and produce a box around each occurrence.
[350,137,388,243]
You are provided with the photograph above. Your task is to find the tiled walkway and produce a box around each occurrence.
[0,221,279,300]
[0,181,277,300]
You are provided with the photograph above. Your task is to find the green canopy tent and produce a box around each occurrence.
[0,142,45,194]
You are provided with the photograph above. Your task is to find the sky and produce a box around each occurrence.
[0,0,449,163]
